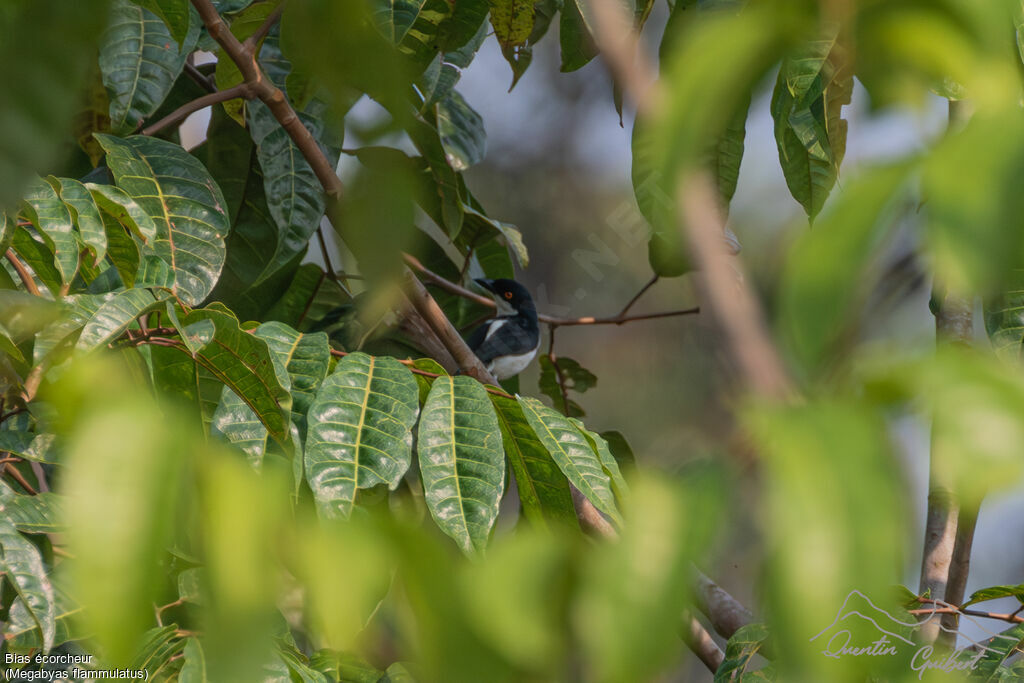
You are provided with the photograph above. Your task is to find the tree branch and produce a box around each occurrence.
[403,254,700,327]
[141,83,250,136]
[244,4,285,52]
[692,568,754,639]
[4,462,37,495]
[680,610,725,673]
[618,273,658,317]
[184,62,217,94]
[546,325,572,416]
[6,249,41,296]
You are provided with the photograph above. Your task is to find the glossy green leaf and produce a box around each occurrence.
[50,177,107,264]
[130,0,192,47]
[96,135,229,305]
[0,481,64,534]
[0,323,26,364]
[435,91,486,172]
[418,376,504,554]
[0,519,56,652]
[4,580,82,653]
[490,393,577,529]
[715,90,751,207]
[305,353,419,519]
[971,623,1024,681]
[460,205,528,268]
[0,0,110,211]
[88,182,159,245]
[518,396,621,526]
[77,288,166,351]
[572,420,628,504]
[963,584,1024,608]
[770,31,849,219]
[21,176,78,284]
[714,623,771,682]
[560,0,598,72]
[102,210,142,287]
[100,0,199,133]
[182,307,293,444]
[372,0,454,66]
[11,226,62,296]
[419,20,488,108]
[247,101,331,287]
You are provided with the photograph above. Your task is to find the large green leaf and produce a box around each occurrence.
[0,0,110,211]
[560,0,598,72]
[4,580,82,653]
[518,396,621,526]
[971,623,1024,681]
[96,135,229,305]
[10,226,62,296]
[182,307,293,444]
[419,20,488,108]
[0,432,58,464]
[50,177,107,264]
[212,322,328,465]
[490,0,534,49]
[985,269,1024,361]
[76,288,166,351]
[100,0,200,133]
[247,101,331,287]
[963,584,1024,608]
[435,91,486,172]
[305,353,419,519]
[490,394,577,530]
[770,31,849,219]
[102,210,142,287]
[21,176,78,285]
[88,182,159,245]
[372,0,454,66]
[130,0,192,47]
[572,420,628,504]
[0,481,64,534]
[418,376,504,554]
[0,520,55,652]
[150,343,223,432]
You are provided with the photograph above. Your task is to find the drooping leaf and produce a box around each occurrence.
[435,91,486,172]
[490,393,577,529]
[130,0,192,47]
[102,210,142,287]
[4,580,82,653]
[372,0,454,67]
[518,396,621,526]
[419,20,488,108]
[21,176,78,285]
[76,288,167,351]
[247,100,332,287]
[129,624,187,679]
[11,227,62,296]
[560,0,598,72]
[87,182,159,245]
[96,135,229,305]
[418,376,505,554]
[572,420,628,504]
[150,343,223,434]
[50,177,107,264]
[490,0,534,49]
[0,520,56,652]
[99,0,200,133]
[305,353,420,519]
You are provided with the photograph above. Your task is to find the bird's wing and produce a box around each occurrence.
[469,318,537,364]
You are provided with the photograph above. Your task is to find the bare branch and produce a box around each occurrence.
[184,62,217,94]
[681,610,726,673]
[692,567,754,639]
[5,249,41,296]
[618,273,658,317]
[142,83,250,136]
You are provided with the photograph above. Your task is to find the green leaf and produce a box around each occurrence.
[77,288,166,351]
[518,396,621,526]
[130,0,192,47]
[963,584,1024,608]
[714,623,771,682]
[459,205,529,268]
[0,324,26,364]
[179,637,209,682]
[419,20,488,108]
[88,182,159,245]
[130,624,187,679]
[418,376,504,554]
[183,307,293,444]
[770,31,849,219]
[21,176,78,284]
[985,269,1024,362]
[538,355,595,417]
[490,393,577,529]
[11,226,62,296]
[489,0,534,49]
[572,420,628,504]
[50,177,107,264]
[372,0,454,67]
[100,0,200,133]
[0,519,55,652]
[305,353,420,519]
[4,580,82,653]
[0,0,110,211]
[435,91,486,172]
[970,622,1024,681]
[96,135,230,306]
[560,0,598,72]
[102,210,142,287]
[714,90,751,207]
[0,481,64,534]
[247,100,331,287]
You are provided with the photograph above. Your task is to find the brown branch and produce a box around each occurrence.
[191,0,343,200]
[4,463,37,495]
[681,610,725,673]
[547,325,572,416]
[403,254,700,327]
[911,597,1024,625]
[618,273,658,317]
[692,567,754,639]
[184,62,217,94]
[244,3,285,51]
[6,250,41,296]
[141,83,250,136]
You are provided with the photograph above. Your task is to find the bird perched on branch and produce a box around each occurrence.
[467,278,540,380]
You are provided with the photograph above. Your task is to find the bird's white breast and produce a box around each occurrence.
[487,347,539,380]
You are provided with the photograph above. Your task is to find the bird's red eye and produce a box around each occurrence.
[504,291,513,299]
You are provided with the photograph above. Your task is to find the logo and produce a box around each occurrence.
[810,590,1019,679]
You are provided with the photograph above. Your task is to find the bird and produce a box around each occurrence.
[466,278,540,380]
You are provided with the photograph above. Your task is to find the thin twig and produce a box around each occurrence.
[316,227,349,294]
[296,268,327,328]
[244,3,285,51]
[6,250,41,296]
[4,463,37,495]
[618,273,658,317]
[141,83,250,136]
[403,254,699,327]
[547,325,571,416]
[184,62,217,94]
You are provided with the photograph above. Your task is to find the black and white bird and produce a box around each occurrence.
[466,278,540,380]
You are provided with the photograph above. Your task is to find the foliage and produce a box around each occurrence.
[2,0,1024,681]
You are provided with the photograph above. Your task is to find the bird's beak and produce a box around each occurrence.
[474,278,496,293]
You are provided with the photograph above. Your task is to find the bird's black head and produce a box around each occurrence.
[475,278,535,314]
